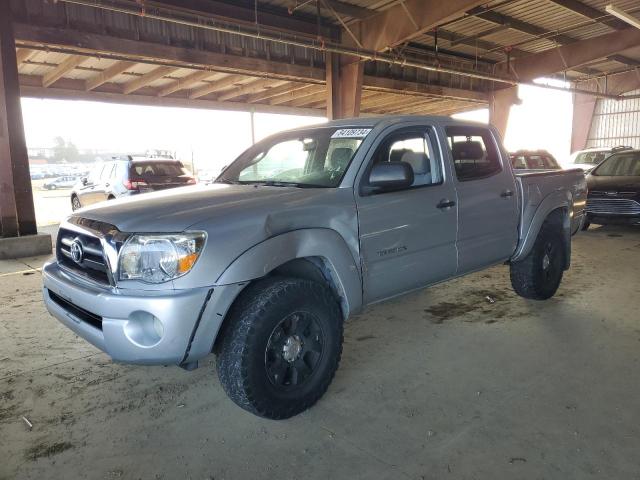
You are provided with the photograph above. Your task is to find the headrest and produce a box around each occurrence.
[390,148,410,163]
[452,141,484,161]
[400,151,430,175]
[330,147,354,170]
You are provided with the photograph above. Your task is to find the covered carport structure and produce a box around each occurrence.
[2,0,640,255]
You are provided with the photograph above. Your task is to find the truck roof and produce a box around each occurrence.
[287,115,488,132]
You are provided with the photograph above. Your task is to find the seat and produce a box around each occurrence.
[329,147,354,171]
[451,140,484,161]
[400,150,432,186]
[451,140,486,178]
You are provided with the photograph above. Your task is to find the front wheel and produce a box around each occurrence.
[581,215,591,231]
[510,222,566,300]
[71,195,81,211]
[216,277,343,419]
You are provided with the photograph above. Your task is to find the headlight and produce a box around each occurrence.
[118,232,206,283]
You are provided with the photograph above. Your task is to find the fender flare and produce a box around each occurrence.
[512,190,572,266]
[215,228,363,316]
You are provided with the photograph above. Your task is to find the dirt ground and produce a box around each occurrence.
[31,180,73,227]
[1,225,640,479]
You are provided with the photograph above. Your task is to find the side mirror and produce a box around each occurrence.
[81,177,88,185]
[366,162,414,193]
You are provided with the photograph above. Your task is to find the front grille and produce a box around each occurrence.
[56,227,111,285]
[48,289,103,330]
[586,197,640,215]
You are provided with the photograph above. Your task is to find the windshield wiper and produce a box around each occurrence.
[215,178,240,185]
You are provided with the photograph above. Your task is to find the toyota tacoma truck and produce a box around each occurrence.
[43,116,587,419]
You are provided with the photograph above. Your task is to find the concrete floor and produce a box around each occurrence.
[1,225,639,480]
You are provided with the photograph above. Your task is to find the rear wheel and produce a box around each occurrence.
[71,195,81,211]
[510,222,565,300]
[216,277,343,419]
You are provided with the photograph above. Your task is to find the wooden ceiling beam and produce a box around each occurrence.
[246,82,309,103]
[362,94,415,110]
[85,60,135,91]
[15,48,36,64]
[188,74,247,99]
[363,75,488,103]
[42,54,86,87]
[123,65,180,94]
[157,69,216,97]
[216,78,287,102]
[269,85,324,105]
[282,90,328,107]
[378,98,442,114]
[14,24,325,83]
[19,73,324,116]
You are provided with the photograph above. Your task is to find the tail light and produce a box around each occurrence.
[187,177,197,185]
[123,178,148,190]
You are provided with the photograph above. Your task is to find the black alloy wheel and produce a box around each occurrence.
[264,311,324,389]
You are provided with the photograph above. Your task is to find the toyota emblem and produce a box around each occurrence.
[70,239,84,264]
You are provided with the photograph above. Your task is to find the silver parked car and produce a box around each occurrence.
[43,116,586,419]
[43,175,78,190]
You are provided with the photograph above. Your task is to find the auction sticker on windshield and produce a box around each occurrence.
[331,128,372,139]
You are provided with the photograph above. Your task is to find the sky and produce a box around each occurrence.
[21,77,574,173]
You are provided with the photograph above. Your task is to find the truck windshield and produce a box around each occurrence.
[593,152,640,176]
[217,127,370,187]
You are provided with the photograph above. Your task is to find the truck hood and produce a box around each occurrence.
[72,182,359,289]
[74,183,325,232]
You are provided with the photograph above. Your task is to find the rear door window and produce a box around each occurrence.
[446,126,502,181]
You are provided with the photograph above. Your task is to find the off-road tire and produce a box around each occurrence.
[510,222,565,300]
[216,277,343,419]
[580,216,591,231]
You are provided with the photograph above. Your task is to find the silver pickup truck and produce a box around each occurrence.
[43,116,586,419]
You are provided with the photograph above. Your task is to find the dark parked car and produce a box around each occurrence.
[583,149,640,229]
[510,150,561,170]
[71,156,196,211]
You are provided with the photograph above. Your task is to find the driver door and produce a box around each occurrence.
[356,125,458,304]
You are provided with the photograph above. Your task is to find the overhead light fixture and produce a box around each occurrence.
[606,4,640,30]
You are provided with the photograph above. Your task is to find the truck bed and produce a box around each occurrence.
[515,168,587,244]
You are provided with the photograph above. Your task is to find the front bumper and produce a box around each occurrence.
[586,213,640,225]
[42,261,244,365]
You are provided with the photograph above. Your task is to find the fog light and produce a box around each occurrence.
[153,316,164,339]
[124,311,163,347]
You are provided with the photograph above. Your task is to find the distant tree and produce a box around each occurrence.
[51,137,79,163]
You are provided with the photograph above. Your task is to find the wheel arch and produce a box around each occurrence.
[215,229,363,318]
[512,199,572,269]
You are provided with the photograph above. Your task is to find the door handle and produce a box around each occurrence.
[501,189,514,198]
[105,183,110,187]
[437,199,456,209]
